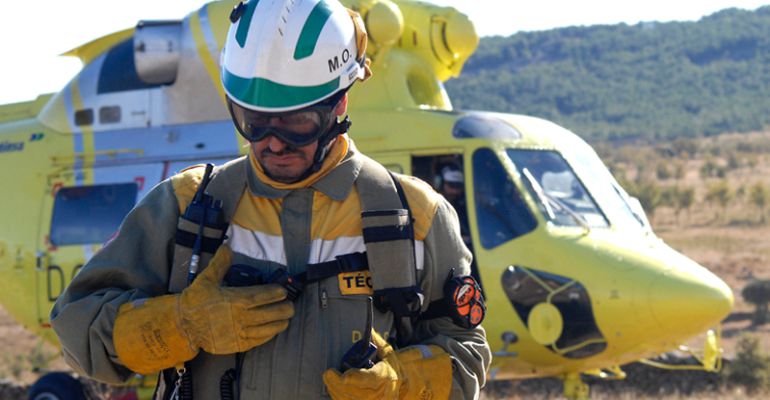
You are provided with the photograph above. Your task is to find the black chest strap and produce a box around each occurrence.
[300,252,369,283]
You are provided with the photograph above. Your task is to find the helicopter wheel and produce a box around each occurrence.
[28,372,86,400]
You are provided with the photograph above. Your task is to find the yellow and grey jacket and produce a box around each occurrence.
[51,136,491,399]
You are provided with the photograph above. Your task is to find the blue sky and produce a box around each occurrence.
[0,0,768,105]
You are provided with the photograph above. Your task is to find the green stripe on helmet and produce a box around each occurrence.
[236,0,260,48]
[294,0,334,60]
[223,69,340,109]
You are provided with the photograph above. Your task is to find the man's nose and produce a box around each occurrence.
[265,135,290,152]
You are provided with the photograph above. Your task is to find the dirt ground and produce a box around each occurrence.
[0,304,68,385]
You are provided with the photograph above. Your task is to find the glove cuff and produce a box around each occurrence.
[398,345,453,400]
[114,295,198,374]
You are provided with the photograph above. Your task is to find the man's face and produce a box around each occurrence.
[442,182,464,202]
[249,94,348,183]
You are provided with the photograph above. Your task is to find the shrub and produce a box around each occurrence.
[743,280,770,325]
[700,157,720,178]
[656,163,672,180]
[673,162,686,180]
[725,334,770,393]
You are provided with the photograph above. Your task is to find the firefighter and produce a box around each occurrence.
[51,1,490,398]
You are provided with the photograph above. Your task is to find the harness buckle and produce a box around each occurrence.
[267,268,303,301]
[335,252,367,273]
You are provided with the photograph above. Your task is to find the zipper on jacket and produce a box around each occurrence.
[320,289,328,309]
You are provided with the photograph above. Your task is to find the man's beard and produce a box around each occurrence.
[258,145,311,183]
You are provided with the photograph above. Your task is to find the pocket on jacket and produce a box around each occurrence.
[319,276,394,372]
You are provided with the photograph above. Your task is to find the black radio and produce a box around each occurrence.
[224,264,303,301]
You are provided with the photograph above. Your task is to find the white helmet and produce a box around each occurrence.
[222,0,370,113]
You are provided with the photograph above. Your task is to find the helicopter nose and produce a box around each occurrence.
[647,266,734,336]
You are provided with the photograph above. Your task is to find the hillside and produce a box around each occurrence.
[446,6,770,141]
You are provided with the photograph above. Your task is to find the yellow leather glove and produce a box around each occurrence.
[322,330,453,400]
[114,246,294,374]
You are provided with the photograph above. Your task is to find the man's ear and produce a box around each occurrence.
[334,93,348,117]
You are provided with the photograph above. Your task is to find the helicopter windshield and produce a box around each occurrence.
[507,150,609,228]
[564,144,649,232]
[521,118,650,232]
[472,148,538,249]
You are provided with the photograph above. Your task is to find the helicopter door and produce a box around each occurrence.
[368,153,410,175]
[36,181,138,327]
[34,164,161,327]
[410,154,479,283]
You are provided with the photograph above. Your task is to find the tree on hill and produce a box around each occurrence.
[660,186,677,208]
[656,163,672,180]
[671,138,699,159]
[626,180,662,220]
[659,185,696,224]
[704,180,733,221]
[674,186,695,223]
[700,157,722,179]
[749,182,770,223]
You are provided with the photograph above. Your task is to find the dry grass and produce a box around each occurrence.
[0,305,68,385]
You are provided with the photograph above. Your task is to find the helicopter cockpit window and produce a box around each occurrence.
[506,150,609,228]
[49,183,138,246]
[452,113,522,140]
[473,148,537,249]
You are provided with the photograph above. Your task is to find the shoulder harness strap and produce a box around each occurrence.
[168,156,249,293]
[355,156,423,347]
[160,157,249,400]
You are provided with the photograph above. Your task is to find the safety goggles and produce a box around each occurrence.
[227,97,340,147]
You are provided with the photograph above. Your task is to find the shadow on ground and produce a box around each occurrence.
[483,359,727,399]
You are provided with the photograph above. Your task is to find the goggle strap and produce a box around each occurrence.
[347,9,367,60]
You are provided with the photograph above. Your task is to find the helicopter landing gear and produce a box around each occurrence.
[562,372,589,400]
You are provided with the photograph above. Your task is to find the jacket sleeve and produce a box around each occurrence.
[414,199,492,400]
[50,180,181,384]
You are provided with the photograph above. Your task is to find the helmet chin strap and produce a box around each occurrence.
[301,116,352,180]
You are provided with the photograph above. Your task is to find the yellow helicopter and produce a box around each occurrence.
[0,0,733,398]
